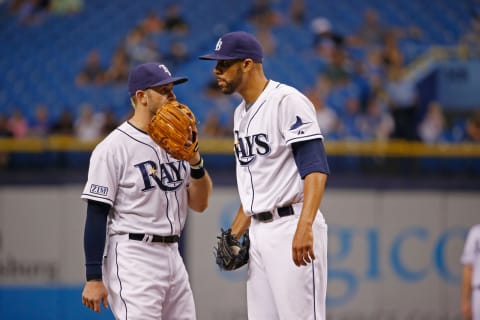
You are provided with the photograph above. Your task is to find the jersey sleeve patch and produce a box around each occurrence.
[280,92,322,145]
[289,115,312,131]
[89,184,109,196]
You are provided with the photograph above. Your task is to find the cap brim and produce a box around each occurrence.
[151,76,188,87]
[198,53,239,60]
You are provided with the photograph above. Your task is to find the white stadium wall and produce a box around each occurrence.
[0,185,478,320]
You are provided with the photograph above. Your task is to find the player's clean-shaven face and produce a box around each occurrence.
[214,60,243,95]
[146,83,176,114]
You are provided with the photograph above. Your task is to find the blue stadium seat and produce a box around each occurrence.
[0,0,473,133]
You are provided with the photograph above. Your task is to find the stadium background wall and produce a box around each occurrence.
[0,185,478,320]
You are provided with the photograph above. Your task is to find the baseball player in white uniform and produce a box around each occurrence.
[80,62,212,319]
[461,224,480,320]
[200,31,330,320]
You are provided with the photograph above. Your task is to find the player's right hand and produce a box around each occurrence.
[82,280,109,313]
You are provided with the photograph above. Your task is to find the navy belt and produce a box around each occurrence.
[252,205,294,222]
[129,233,179,243]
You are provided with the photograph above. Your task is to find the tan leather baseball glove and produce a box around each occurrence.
[147,101,199,160]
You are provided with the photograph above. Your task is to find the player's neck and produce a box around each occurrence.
[128,113,149,132]
[243,78,269,105]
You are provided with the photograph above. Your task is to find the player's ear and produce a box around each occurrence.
[241,59,254,71]
[136,90,148,105]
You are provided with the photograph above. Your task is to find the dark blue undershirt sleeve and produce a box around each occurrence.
[292,138,330,179]
[84,199,110,281]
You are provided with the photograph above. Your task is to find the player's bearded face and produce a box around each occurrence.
[218,67,243,95]
[214,60,244,95]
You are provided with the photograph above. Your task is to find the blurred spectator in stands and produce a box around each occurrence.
[141,11,165,36]
[8,0,25,14]
[7,109,29,138]
[337,96,363,140]
[76,49,106,86]
[255,24,277,56]
[307,89,340,139]
[363,48,386,95]
[163,39,190,70]
[417,101,447,144]
[0,114,13,137]
[358,94,394,141]
[15,0,50,25]
[465,110,480,142]
[201,112,229,138]
[100,109,118,137]
[164,3,189,34]
[349,58,372,112]
[381,30,404,69]
[200,79,237,137]
[384,63,419,141]
[104,47,129,84]
[246,0,283,29]
[348,7,386,49]
[49,0,83,15]
[311,17,344,62]
[322,46,351,88]
[124,26,160,67]
[289,0,305,25]
[460,15,480,58]
[50,109,74,135]
[0,113,13,169]
[74,103,103,142]
[29,104,51,137]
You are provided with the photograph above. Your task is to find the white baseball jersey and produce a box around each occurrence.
[81,121,191,237]
[461,224,480,320]
[233,80,324,215]
[234,80,328,320]
[81,121,196,319]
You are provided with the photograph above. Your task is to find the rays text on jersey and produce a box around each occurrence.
[234,132,270,166]
[135,160,187,191]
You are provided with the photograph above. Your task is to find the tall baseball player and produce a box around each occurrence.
[199,31,330,320]
[80,62,212,319]
[461,224,480,320]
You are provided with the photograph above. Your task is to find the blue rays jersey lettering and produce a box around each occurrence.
[234,130,271,166]
[135,160,187,191]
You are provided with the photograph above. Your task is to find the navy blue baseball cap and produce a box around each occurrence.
[199,31,263,63]
[127,62,188,96]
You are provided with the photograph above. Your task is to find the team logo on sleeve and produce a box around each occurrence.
[289,116,311,135]
[234,131,271,166]
[135,160,187,192]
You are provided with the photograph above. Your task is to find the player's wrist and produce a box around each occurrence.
[86,263,103,282]
[190,157,205,179]
[190,156,203,169]
[188,152,201,166]
[86,274,103,281]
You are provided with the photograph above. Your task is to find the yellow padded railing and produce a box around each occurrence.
[1,137,479,157]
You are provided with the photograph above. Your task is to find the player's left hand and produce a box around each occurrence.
[82,280,109,313]
[292,221,315,267]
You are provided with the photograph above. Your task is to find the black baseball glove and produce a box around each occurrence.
[215,228,250,271]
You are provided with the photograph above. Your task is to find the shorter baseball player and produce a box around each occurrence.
[80,62,212,319]
[461,224,480,320]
